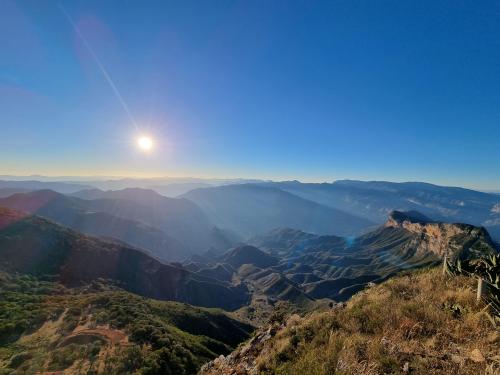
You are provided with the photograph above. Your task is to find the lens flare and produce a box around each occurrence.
[137,136,153,151]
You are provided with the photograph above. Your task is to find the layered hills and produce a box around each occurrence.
[181,184,373,238]
[1,201,495,315]
[0,189,234,261]
[185,211,498,322]
[260,180,500,241]
[0,272,253,374]
[0,207,249,310]
[0,205,254,374]
[0,187,498,374]
[3,178,499,242]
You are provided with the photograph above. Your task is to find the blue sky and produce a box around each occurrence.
[1,0,499,189]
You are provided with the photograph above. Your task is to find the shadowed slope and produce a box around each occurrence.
[0,208,249,310]
[0,189,235,260]
[182,184,373,238]
[265,180,500,242]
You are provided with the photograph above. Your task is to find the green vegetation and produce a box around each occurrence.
[0,272,253,374]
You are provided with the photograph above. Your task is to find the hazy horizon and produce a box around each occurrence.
[2,1,500,190]
[1,173,500,192]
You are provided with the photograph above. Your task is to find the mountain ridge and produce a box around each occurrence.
[0,207,249,310]
[182,184,374,238]
[0,189,235,260]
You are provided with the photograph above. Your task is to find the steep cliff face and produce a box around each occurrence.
[384,210,496,260]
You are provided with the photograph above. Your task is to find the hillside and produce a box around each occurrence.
[221,246,279,269]
[80,190,237,253]
[182,184,373,238]
[0,272,253,374]
[200,267,500,375]
[0,208,249,310]
[0,188,31,198]
[181,210,499,325]
[249,228,346,257]
[0,189,234,260]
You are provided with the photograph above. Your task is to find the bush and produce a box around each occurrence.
[8,351,32,368]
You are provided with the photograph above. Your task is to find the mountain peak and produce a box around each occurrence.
[222,245,278,269]
[0,189,66,213]
[384,210,496,260]
[387,210,433,225]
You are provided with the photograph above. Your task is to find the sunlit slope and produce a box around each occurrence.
[201,267,499,375]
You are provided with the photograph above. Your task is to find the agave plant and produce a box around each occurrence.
[446,253,500,319]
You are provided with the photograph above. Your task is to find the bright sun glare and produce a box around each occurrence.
[137,136,154,152]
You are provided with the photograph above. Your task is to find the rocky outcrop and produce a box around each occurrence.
[200,322,284,375]
[385,210,497,260]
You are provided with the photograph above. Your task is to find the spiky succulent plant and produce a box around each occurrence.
[446,253,500,319]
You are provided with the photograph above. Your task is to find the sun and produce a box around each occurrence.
[137,136,154,152]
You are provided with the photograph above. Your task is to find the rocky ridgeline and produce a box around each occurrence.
[199,321,287,375]
[200,302,349,375]
[385,210,496,259]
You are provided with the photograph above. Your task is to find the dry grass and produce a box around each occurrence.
[256,268,500,374]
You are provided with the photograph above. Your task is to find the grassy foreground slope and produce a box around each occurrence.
[0,273,253,375]
[201,267,499,375]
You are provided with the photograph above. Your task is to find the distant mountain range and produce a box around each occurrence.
[260,180,500,241]
[3,203,495,312]
[180,179,500,242]
[0,176,267,196]
[1,178,499,255]
[0,180,92,194]
[181,184,374,238]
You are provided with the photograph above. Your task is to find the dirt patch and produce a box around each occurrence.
[58,327,128,347]
[20,308,68,346]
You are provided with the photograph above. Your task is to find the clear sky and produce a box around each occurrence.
[1,0,499,189]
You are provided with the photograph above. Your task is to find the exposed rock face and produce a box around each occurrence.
[200,322,285,375]
[385,210,496,260]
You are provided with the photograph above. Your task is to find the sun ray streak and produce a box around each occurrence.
[59,4,138,130]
